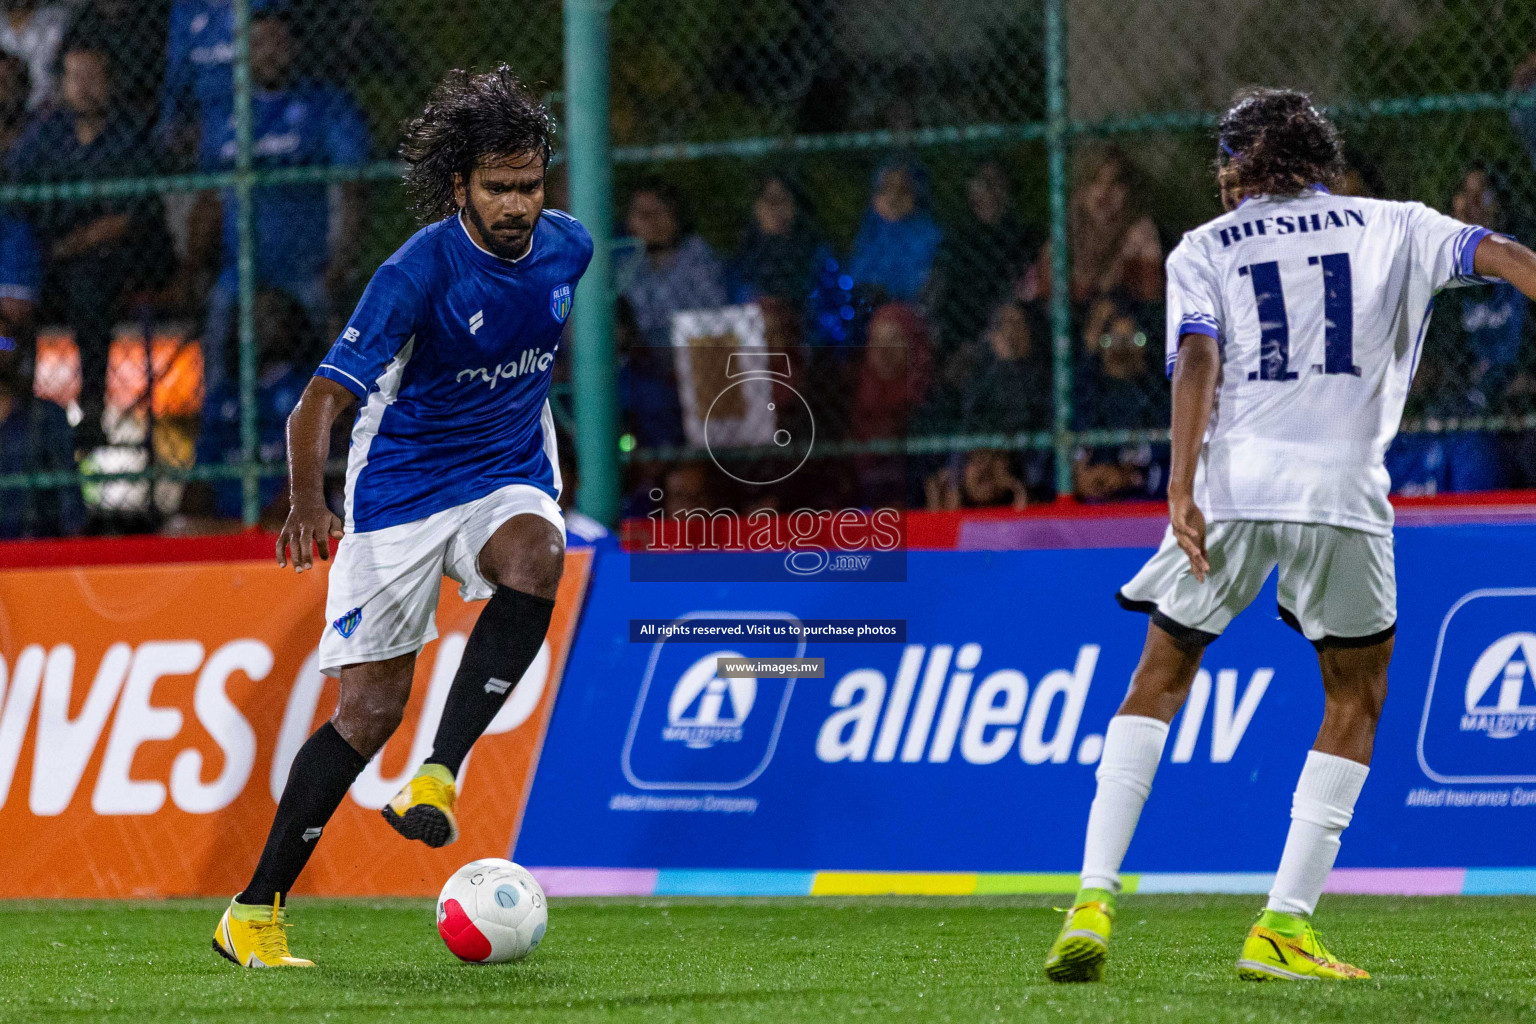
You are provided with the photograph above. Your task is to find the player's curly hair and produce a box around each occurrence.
[1216,87,1344,200]
[400,65,555,222]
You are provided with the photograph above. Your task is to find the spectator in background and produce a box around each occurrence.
[9,38,167,447]
[955,298,1051,435]
[1386,428,1503,496]
[924,448,1029,511]
[0,347,81,538]
[929,161,1035,356]
[850,302,931,505]
[0,55,30,362]
[159,0,279,158]
[1031,146,1161,305]
[728,175,828,309]
[846,160,941,303]
[1510,50,1536,172]
[188,287,312,522]
[63,0,170,116]
[187,7,367,394]
[1386,347,1503,496]
[615,294,684,448]
[661,460,713,517]
[0,212,35,347]
[851,301,932,440]
[1434,164,1525,408]
[1072,295,1169,502]
[0,52,29,156]
[1337,146,1384,198]
[0,0,68,109]
[620,179,727,345]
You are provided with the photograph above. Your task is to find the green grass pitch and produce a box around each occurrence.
[2,895,1534,1023]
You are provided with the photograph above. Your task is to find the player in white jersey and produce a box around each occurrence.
[1045,88,1536,983]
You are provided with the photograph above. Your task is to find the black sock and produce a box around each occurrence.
[238,721,368,907]
[425,585,555,777]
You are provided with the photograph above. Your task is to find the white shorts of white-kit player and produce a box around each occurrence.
[318,483,564,675]
[1117,520,1396,649]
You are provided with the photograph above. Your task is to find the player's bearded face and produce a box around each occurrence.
[457,154,545,260]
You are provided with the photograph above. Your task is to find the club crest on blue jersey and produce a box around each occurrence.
[550,284,572,323]
[333,607,362,638]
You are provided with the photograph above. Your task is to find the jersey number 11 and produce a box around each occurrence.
[1238,253,1360,381]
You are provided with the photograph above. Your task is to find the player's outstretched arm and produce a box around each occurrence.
[1473,234,1536,301]
[277,376,356,572]
[1168,334,1220,582]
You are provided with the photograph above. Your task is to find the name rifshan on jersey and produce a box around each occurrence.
[316,209,593,534]
[1165,186,1495,536]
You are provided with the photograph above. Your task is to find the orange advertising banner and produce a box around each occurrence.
[0,547,591,898]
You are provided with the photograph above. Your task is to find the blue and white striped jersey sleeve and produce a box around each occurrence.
[1404,201,1497,293]
[316,263,424,398]
[1164,239,1223,378]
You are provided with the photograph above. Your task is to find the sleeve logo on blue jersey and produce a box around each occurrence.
[550,284,572,323]
[332,607,362,639]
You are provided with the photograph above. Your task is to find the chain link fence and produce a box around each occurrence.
[0,0,1533,539]
[610,0,1536,519]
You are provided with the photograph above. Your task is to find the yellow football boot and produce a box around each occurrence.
[1237,911,1369,981]
[212,896,313,968]
[382,763,459,847]
[1044,888,1114,982]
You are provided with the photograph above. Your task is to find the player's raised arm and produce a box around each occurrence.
[1472,233,1536,301]
[1167,335,1218,581]
[277,376,354,571]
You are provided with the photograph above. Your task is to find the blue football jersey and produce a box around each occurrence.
[316,210,593,533]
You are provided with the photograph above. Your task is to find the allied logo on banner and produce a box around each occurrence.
[1462,633,1536,739]
[622,612,803,790]
[664,653,756,748]
[1419,588,1536,783]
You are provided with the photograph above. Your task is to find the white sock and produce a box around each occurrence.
[1266,750,1369,917]
[1079,715,1169,894]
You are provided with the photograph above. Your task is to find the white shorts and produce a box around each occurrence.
[318,484,565,675]
[1117,520,1396,649]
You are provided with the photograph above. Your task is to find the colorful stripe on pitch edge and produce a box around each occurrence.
[527,867,1536,897]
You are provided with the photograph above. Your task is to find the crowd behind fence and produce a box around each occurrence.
[0,0,1534,540]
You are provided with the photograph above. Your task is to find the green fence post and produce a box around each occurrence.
[1045,0,1073,500]
[563,0,619,525]
[232,0,258,525]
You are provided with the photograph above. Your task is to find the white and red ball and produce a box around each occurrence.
[437,858,548,963]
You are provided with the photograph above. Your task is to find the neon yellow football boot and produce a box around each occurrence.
[1237,910,1369,981]
[212,896,314,968]
[382,763,459,847]
[1044,887,1114,982]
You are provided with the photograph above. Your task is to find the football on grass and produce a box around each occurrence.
[437,858,548,963]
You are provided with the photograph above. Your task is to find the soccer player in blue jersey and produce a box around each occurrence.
[214,67,592,968]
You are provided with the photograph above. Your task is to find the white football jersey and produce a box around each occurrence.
[1165,186,1495,535]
